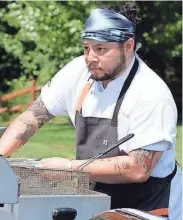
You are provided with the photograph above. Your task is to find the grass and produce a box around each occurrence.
[11,117,77,159]
[0,116,182,167]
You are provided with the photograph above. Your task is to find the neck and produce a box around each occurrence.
[102,54,134,88]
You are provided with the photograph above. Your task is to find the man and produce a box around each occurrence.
[0,3,182,220]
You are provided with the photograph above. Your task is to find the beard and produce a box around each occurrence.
[92,49,126,82]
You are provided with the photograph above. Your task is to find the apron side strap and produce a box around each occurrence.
[76,77,94,112]
[149,208,169,217]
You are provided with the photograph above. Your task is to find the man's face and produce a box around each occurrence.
[83,40,126,81]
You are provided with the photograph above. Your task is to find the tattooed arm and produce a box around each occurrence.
[70,149,163,184]
[0,97,54,157]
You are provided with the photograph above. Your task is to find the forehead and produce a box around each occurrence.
[82,39,119,47]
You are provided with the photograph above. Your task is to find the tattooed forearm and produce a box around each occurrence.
[132,149,156,174]
[27,97,54,127]
[16,117,37,144]
[15,97,54,144]
[114,157,131,176]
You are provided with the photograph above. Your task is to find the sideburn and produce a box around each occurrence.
[108,46,126,79]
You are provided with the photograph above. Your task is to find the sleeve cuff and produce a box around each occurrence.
[41,87,67,117]
[119,132,174,153]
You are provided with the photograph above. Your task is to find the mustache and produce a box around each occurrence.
[87,65,102,71]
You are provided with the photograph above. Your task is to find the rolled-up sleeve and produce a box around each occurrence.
[41,72,68,117]
[120,96,177,153]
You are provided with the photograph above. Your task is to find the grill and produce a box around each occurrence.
[7,158,89,196]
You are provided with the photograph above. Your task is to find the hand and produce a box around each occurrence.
[36,157,71,180]
[36,157,69,169]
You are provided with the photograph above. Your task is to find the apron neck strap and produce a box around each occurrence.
[111,58,139,127]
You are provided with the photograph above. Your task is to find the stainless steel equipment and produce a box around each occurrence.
[0,157,110,220]
[0,127,6,137]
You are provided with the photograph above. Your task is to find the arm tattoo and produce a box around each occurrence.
[133,149,156,174]
[16,117,37,144]
[16,97,54,144]
[27,97,54,127]
[114,157,131,176]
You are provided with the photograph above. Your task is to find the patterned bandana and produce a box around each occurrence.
[81,9,136,42]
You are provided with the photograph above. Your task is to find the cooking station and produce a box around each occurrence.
[0,156,110,220]
[0,127,110,220]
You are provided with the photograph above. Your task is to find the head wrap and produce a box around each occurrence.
[81,9,136,42]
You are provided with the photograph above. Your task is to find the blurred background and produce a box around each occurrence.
[0,1,182,166]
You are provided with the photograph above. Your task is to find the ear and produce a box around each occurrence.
[124,38,135,53]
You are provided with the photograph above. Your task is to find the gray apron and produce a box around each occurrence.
[75,59,176,217]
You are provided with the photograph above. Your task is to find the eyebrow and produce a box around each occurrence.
[83,43,104,46]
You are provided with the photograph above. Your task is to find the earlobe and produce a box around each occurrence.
[126,43,132,50]
[124,43,133,54]
[125,39,135,52]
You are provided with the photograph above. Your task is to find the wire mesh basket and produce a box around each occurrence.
[7,158,90,196]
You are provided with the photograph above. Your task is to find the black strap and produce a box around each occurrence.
[111,58,139,126]
[167,163,177,181]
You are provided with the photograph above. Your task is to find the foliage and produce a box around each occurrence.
[0,1,182,84]
[139,1,182,57]
[0,1,96,85]
[137,1,182,79]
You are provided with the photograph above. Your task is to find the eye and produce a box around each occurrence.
[83,46,89,53]
[96,47,108,54]
[97,48,105,52]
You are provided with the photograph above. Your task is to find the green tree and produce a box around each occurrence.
[0,1,96,86]
[138,1,182,78]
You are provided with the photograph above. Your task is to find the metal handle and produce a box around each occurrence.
[52,207,77,220]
